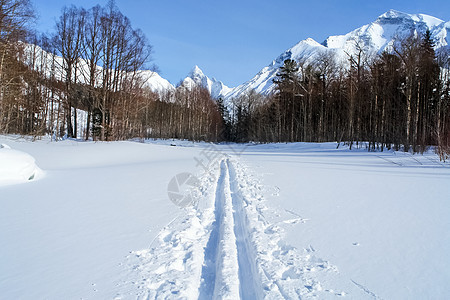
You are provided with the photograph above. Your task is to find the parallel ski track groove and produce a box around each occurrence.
[228,160,262,299]
[199,159,262,299]
[198,160,227,299]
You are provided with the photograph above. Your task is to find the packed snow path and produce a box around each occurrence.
[127,157,371,299]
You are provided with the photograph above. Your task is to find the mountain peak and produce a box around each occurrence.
[181,66,232,99]
[377,9,409,20]
[302,38,321,46]
[189,65,205,78]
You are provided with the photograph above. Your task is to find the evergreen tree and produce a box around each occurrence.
[417,30,440,151]
[273,59,300,141]
[216,97,232,141]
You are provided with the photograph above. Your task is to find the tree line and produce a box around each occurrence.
[227,32,449,159]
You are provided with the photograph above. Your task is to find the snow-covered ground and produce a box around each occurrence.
[0,136,449,299]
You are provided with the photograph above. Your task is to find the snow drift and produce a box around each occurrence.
[0,144,42,185]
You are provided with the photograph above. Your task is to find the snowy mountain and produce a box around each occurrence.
[139,70,175,94]
[181,65,233,99]
[226,9,450,99]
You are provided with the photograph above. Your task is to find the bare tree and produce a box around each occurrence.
[54,5,86,138]
[0,0,34,133]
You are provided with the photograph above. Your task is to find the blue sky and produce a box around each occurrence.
[33,0,449,87]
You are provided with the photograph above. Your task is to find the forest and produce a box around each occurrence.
[0,0,449,159]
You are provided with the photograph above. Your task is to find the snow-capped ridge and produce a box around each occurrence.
[302,37,322,47]
[377,9,443,28]
[378,9,415,21]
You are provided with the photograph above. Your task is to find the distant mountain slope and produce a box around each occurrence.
[139,70,175,93]
[226,9,449,100]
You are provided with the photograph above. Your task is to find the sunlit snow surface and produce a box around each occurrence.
[0,136,449,299]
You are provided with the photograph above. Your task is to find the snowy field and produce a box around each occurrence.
[0,135,449,299]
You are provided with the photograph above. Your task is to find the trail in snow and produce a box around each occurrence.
[199,159,261,299]
[198,159,239,299]
[197,163,223,298]
[125,157,373,299]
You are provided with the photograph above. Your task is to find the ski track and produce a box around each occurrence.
[124,157,374,299]
[197,163,224,299]
[199,159,239,299]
